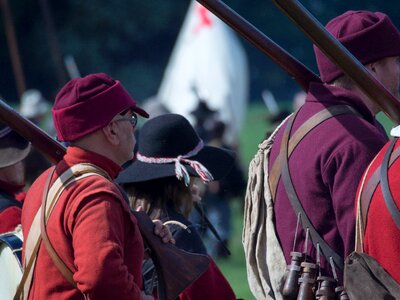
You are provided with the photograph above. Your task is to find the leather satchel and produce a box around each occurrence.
[345,252,400,299]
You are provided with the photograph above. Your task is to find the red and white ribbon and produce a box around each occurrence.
[136,140,214,186]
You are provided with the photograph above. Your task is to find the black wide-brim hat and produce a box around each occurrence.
[0,124,31,168]
[117,113,236,184]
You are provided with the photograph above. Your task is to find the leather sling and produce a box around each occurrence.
[379,138,400,229]
[358,144,400,232]
[14,163,110,300]
[280,108,341,270]
[269,105,360,200]
[355,138,400,252]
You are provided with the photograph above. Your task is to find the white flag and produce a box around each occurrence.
[157,1,249,146]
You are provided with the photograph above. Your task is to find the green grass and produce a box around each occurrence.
[213,102,271,300]
[238,103,272,166]
[216,201,254,300]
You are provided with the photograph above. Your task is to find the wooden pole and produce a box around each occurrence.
[272,0,400,124]
[196,0,320,92]
[38,0,68,86]
[0,0,26,100]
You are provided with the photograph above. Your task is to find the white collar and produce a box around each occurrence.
[390,125,400,137]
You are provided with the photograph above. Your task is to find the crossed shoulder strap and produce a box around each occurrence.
[15,163,110,300]
[270,105,361,271]
[269,105,360,200]
[356,138,400,252]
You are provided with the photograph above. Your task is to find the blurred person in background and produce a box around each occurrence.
[19,89,54,185]
[0,122,31,233]
[197,120,246,259]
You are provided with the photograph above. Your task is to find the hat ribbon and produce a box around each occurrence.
[136,140,214,186]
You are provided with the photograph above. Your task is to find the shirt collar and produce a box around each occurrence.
[63,146,122,179]
[390,125,400,137]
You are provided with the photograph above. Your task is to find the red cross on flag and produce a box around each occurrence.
[157,1,249,146]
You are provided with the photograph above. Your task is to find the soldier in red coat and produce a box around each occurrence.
[0,123,31,234]
[355,132,400,284]
[21,73,172,300]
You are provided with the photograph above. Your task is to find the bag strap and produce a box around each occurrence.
[14,166,56,300]
[355,154,378,253]
[269,105,360,200]
[14,163,110,300]
[380,138,400,229]
[357,142,400,233]
[278,106,360,271]
[40,163,110,287]
[355,138,400,253]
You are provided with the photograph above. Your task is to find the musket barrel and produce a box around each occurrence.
[272,0,400,124]
[196,0,320,91]
[0,99,65,164]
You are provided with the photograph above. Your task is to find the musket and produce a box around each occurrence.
[194,202,231,256]
[271,0,400,124]
[197,0,400,124]
[0,99,209,300]
[196,0,320,92]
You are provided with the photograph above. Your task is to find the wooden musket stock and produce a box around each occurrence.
[196,0,320,91]
[0,99,210,300]
[272,0,400,124]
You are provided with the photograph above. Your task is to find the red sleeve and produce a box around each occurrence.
[0,206,21,233]
[179,257,236,300]
[70,191,143,300]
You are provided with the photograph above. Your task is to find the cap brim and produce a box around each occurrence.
[117,146,235,184]
[132,105,149,118]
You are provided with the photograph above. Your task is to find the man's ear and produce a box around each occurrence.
[366,62,377,73]
[102,122,120,146]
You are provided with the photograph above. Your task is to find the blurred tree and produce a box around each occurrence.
[0,0,399,105]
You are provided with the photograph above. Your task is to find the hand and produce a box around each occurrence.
[190,183,202,203]
[207,181,220,194]
[141,291,154,300]
[152,219,175,244]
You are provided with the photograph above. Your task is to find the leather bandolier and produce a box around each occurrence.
[269,105,360,300]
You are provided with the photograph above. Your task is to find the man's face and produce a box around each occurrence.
[372,56,400,98]
[112,110,137,164]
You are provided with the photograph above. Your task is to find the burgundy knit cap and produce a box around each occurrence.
[52,73,149,142]
[315,10,400,83]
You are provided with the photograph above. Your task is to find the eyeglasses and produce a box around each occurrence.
[114,112,138,128]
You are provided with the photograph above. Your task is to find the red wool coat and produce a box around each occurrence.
[357,138,400,283]
[0,205,21,233]
[21,146,144,299]
[0,181,25,233]
[179,258,235,300]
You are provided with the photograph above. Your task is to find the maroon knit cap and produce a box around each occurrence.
[52,73,149,142]
[315,10,400,83]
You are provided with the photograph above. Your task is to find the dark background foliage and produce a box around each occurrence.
[1,0,400,105]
